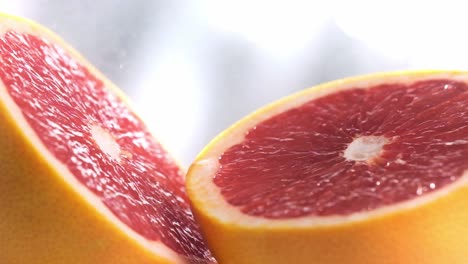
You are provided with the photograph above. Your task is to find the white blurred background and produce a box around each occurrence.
[1,0,465,167]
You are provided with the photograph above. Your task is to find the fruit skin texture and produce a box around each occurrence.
[190,182,468,264]
[0,14,175,264]
[187,71,468,264]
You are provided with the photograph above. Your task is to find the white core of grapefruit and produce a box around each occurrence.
[343,135,389,162]
[90,125,121,161]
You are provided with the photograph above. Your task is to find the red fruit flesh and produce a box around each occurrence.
[0,31,213,262]
[215,80,468,218]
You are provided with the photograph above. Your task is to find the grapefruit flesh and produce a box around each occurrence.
[0,21,213,264]
[215,79,468,217]
[187,71,468,264]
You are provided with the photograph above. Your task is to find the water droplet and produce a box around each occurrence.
[429,183,436,189]
[375,181,381,186]
[416,186,423,195]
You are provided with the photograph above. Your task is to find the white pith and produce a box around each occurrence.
[188,71,468,229]
[90,125,121,161]
[344,135,389,162]
[0,17,188,264]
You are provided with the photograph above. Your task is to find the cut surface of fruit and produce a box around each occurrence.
[0,15,213,263]
[187,71,468,264]
[214,79,468,218]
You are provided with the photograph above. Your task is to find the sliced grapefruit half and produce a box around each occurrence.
[187,71,468,264]
[0,14,214,263]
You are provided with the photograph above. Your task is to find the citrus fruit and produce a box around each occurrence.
[187,70,468,264]
[0,14,214,264]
